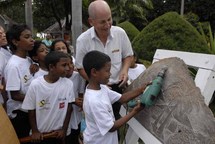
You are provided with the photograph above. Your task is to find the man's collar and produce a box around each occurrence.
[90,26,114,40]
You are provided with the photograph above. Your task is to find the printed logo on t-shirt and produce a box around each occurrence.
[23,74,31,83]
[39,100,46,107]
[38,99,50,110]
[59,102,65,109]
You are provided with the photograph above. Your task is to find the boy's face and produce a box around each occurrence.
[51,57,70,78]
[66,58,74,78]
[14,29,34,51]
[96,61,111,84]
[34,44,49,62]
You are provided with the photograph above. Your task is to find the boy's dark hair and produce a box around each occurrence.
[6,24,31,50]
[83,50,111,78]
[50,38,71,54]
[45,51,69,70]
[28,40,46,62]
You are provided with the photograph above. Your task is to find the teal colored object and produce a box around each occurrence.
[128,67,167,108]
[80,118,86,132]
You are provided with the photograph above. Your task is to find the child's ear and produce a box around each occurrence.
[49,64,54,71]
[12,39,18,46]
[91,68,97,77]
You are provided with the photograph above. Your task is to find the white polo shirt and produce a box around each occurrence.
[75,26,133,85]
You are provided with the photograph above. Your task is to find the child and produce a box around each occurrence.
[82,50,148,144]
[0,25,10,110]
[66,56,85,144]
[4,24,35,138]
[28,40,49,78]
[128,51,146,84]
[50,39,76,64]
[22,51,75,144]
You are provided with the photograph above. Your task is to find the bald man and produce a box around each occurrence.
[75,0,133,120]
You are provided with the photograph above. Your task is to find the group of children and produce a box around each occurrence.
[0,23,148,144]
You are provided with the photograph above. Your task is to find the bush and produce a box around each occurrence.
[117,21,140,42]
[132,12,211,61]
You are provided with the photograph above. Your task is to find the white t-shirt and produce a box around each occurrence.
[75,26,133,85]
[4,55,34,118]
[22,76,75,135]
[128,64,146,83]
[68,71,85,130]
[33,68,48,78]
[0,48,12,104]
[83,85,121,144]
[0,52,7,104]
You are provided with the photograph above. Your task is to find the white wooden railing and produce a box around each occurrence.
[120,49,215,144]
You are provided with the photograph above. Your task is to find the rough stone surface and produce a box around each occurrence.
[125,57,215,144]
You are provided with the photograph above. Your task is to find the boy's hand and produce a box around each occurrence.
[31,131,43,143]
[55,129,66,139]
[132,100,144,113]
[29,64,39,75]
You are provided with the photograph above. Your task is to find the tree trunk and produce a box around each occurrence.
[72,0,82,57]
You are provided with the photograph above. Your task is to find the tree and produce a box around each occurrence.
[133,12,210,61]
[33,0,71,32]
[0,0,26,24]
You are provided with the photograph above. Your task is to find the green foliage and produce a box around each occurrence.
[132,12,210,61]
[117,21,140,42]
[198,22,215,54]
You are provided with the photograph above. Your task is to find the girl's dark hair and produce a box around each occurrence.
[50,38,71,54]
[45,51,69,70]
[83,50,111,78]
[6,24,30,50]
[28,40,46,60]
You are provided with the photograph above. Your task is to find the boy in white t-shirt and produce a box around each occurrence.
[4,24,35,138]
[22,51,75,144]
[66,57,85,144]
[82,50,148,144]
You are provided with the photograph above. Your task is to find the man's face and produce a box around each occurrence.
[0,28,7,47]
[89,10,113,37]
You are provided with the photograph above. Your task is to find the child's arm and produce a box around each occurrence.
[118,83,148,104]
[29,110,43,142]
[55,103,73,139]
[1,78,8,110]
[74,93,83,108]
[109,102,144,132]
[10,91,25,101]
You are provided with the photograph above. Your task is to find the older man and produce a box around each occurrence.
[75,0,133,120]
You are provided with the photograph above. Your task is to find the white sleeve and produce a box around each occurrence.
[121,30,133,58]
[106,86,121,104]
[5,64,21,91]
[91,101,115,136]
[75,38,87,69]
[22,82,36,110]
[69,82,76,103]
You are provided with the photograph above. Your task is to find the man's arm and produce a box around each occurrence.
[118,55,133,87]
